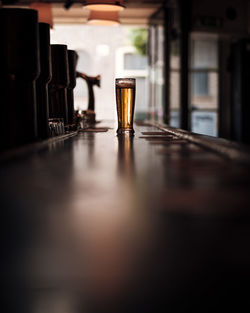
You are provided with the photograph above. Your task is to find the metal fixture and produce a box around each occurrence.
[76,71,101,124]
[64,0,74,10]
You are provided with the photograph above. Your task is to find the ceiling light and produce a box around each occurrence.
[84,0,125,12]
[88,10,119,25]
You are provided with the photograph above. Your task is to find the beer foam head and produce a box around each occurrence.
[116,78,136,88]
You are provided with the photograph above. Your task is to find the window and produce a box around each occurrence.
[116,46,148,120]
[124,53,147,70]
[190,34,219,137]
[192,72,209,96]
[170,38,181,128]
[148,24,165,122]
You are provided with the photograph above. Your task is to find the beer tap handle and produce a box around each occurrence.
[76,71,101,111]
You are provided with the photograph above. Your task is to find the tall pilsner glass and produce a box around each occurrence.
[116,78,136,135]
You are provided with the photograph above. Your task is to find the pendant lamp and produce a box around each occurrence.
[84,0,125,12]
[88,10,119,25]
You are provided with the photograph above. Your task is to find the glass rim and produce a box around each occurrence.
[115,78,136,81]
[115,78,136,87]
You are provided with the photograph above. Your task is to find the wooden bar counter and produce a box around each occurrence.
[1,121,250,312]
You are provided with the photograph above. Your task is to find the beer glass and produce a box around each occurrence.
[116,78,136,135]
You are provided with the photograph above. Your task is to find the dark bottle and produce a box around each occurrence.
[36,23,52,139]
[49,44,70,126]
[0,8,40,148]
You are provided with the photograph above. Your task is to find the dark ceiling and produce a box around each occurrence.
[2,0,164,4]
[1,0,165,24]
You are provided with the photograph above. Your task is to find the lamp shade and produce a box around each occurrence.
[88,10,119,25]
[84,0,125,12]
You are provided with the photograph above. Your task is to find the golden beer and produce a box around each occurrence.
[116,78,136,135]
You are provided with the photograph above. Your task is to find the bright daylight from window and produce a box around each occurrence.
[51,24,148,122]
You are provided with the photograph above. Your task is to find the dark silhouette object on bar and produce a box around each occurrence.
[76,71,101,123]
[49,44,70,126]
[36,22,52,139]
[0,8,40,148]
[67,50,78,126]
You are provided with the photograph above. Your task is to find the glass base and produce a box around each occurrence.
[117,128,135,136]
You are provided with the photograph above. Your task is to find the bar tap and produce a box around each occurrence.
[76,71,101,124]
[67,50,78,126]
[0,8,40,148]
[49,44,70,128]
[36,23,52,139]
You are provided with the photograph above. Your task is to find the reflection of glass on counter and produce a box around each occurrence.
[117,134,135,179]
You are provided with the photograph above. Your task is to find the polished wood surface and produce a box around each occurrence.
[1,121,250,312]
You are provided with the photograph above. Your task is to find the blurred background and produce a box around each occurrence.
[50,25,148,121]
[2,0,250,141]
